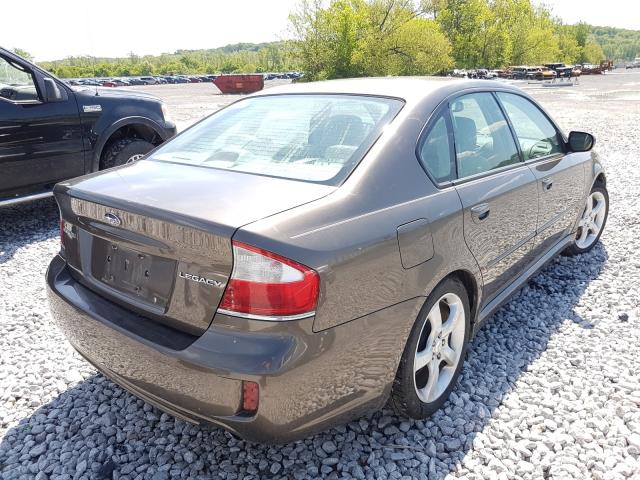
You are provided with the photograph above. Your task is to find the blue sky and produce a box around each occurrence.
[1,0,638,61]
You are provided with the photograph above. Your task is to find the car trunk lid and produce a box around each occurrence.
[55,160,334,336]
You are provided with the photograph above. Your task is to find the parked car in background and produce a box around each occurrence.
[47,77,607,443]
[544,63,576,78]
[510,66,540,79]
[139,76,158,85]
[0,47,176,206]
[126,78,146,86]
[527,67,557,81]
[101,79,130,87]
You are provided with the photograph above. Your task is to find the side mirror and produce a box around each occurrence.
[568,131,595,152]
[43,78,63,102]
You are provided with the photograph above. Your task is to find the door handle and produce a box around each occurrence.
[470,203,490,222]
[542,177,553,190]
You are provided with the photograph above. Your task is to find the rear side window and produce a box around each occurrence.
[497,92,563,160]
[418,113,454,183]
[450,93,520,178]
[151,94,403,185]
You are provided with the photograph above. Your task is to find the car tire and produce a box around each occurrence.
[390,277,471,419]
[564,185,609,256]
[100,138,155,170]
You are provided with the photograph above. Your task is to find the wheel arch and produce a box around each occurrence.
[591,159,607,190]
[445,269,481,327]
[419,268,482,330]
[593,171,606,188]
[92,117,168,171]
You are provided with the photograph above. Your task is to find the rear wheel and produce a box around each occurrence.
[565,185,608,256]
[100,138,155,170]
[391,277,470,418]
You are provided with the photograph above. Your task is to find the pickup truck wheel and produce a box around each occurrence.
[565,185,609,256]
[390,277,470,419]
[100,138,155,169]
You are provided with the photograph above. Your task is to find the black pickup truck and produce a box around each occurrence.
[0,48,176,207]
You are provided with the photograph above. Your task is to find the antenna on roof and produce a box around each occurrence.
[92,54,99,96]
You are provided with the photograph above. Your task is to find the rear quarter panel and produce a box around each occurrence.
[235,96,482,333]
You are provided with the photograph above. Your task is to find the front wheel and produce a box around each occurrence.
[390,277,470,419]
[565,185,609,256]
[100,138,155,170]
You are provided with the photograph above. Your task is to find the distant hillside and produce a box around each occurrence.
[175,42,284,55]
[38,42,297,78]
[590,26,640,61]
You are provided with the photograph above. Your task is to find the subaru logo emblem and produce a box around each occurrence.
[104,212,121,227]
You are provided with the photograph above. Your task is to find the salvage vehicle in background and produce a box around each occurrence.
[0,47,176,207]
[47,77,608,443]
[527,67,557,81]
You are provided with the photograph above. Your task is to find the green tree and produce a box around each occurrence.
[289,0,452,79]
[11,48,34,61]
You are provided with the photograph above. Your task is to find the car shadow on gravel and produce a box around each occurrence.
[0,198,59,265]
[0,243,609,479]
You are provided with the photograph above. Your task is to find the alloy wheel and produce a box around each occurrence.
[576,191,607,249]
[413,292,466,403]
[127,154,145,164]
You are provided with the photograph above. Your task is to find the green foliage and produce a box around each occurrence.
[289,0,452,80]
[38,42,299,78]
[290,0,639,78]
[590,26,640,61]
[10,48,34,61]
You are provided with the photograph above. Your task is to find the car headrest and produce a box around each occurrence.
[454,117,477,152]
[310,115,366,147]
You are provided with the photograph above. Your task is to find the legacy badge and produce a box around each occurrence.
[179,271,224,288]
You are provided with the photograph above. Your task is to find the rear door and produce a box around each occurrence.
[0,52,84,199]
[449,92,539,304]
[496,92,585,254]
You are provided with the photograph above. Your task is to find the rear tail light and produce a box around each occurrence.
[218,241,319,320]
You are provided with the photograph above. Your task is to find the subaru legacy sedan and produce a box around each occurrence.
[47,78,608,443]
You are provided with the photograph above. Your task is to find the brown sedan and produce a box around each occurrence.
[47,78,608,443]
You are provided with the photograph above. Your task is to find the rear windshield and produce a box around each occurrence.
[150,94,403,185]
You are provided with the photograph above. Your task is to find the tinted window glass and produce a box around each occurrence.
[150,94,403,185]
[418,113,453,183]
[497,92,563,160]
[450,93,520,178]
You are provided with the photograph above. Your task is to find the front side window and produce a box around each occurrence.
[418,113,453,183]
[450,93,520,178]
[0,56,39,102]
[151,94,403,185]
[497,92,563,160]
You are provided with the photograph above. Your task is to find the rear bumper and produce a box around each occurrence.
[47,254,422,443]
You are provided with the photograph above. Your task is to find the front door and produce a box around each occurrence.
[0,52,84,199]
[495,92,585,254]
[449,92,539,304]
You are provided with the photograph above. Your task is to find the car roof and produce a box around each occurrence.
[252,76,518,103]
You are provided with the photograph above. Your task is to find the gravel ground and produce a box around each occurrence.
[1,72,639,480]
